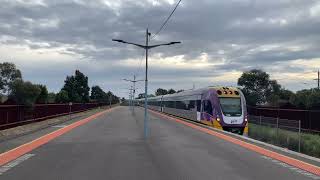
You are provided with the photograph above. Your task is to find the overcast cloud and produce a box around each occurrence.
[1,0,320,98]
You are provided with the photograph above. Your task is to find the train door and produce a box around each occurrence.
[202,100,213,124]
[196,100,201,121]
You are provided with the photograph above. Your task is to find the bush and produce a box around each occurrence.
[249,123,320,158]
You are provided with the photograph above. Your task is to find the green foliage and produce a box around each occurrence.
[267,94,280,107]
[47,92,56,103]
[106,91,120,104]
[155,88,180,96]
[238,69,274,105]
[138,93,145,99]
[62,70,90,103]
[238,69,293,106]
[249,124,320,158]
[167,88,176,94]
[90,86,119,104]
[279,89,294,100]
[9,79,41,106]
[91,86,106,102]
[155,88,168,96]
[0,62,22,94]
[55,90,69,103]
[0,62,120,105]
[36,85,48,103]
[289,89,320,109]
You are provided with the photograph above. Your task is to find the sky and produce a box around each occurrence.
[1,0,320,98]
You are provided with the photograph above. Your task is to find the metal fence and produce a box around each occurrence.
[249,115,302,152]
[248,106,320,133]
[0,103,111,130]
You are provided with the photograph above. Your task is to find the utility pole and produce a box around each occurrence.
[123,75,143,110]
[316,70,320,90]
[129,86,133,110]
[312,70,319,90]
[112,29,181,138]
[144,28,149,138]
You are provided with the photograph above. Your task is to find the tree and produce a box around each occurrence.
[74,70,90,102]
[138,93,145,99]
[290,89,320,109]
[91,86,106,102]
[0,62,22,94]
[55,90,69,103]
[9,79,41,106]
[61,70,90,103]
[167,89,176,94]
[155,88,168,96]
[36,85,48,103]
[47,92,56,103]
[279,89,294,100]
[238,69,281,105]
[177,89,184,93]
[106,91,118,104]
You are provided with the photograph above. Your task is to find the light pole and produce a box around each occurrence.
[313,70,320,90]
[123,75,144,109]
[113,29,181,138]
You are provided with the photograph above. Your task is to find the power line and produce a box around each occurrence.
[134,50,146,79]
[151,0,182,40]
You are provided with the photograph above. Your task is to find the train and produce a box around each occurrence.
[137,86,248,136]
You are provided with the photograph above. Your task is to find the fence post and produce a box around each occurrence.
[298,120,301,153]
[6,111,9,124]
[69,102,72,120]
[276,117,279,143]
[259,115,262,125]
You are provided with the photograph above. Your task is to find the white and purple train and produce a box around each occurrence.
[138,86,248,135]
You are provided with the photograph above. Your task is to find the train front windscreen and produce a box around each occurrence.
[219,97,242,117]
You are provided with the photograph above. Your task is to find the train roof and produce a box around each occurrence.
[146,86,241,101]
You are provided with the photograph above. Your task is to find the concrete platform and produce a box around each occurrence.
[0,106,319,180]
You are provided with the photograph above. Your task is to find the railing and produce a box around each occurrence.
[0,103,111,130]
[247,106,320,133]
[249,115,302,152]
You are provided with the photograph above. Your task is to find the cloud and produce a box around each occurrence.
[0,0,320,97]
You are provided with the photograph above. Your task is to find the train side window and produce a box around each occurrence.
[176,101,185,109]
[188,100,195,110]
[196,100,201,112]
[168,101,175,108]
[183,100,188,110]
[163,101,167,107]
[204,100,213,115]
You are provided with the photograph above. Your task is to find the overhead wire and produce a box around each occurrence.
[133,50,146,80]
[129,0,183,96]
[150,0,182,40]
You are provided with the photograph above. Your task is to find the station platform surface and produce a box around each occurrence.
[0,106,319,180]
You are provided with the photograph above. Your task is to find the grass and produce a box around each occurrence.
[248,123,320,158]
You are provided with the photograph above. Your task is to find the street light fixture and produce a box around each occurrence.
[113,29,181,138]
[122,75,144,110]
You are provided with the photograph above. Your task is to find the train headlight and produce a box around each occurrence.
[216,117,220,122]
[245,116,248,122]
